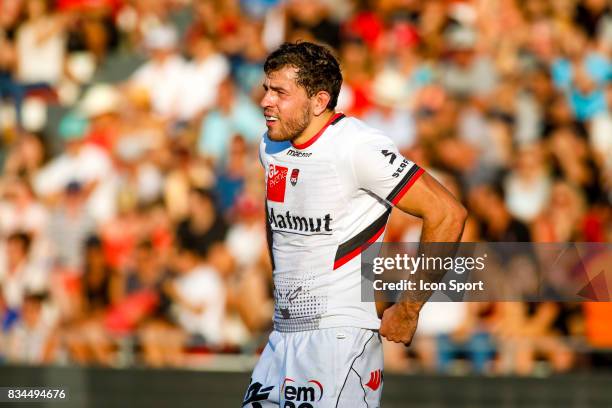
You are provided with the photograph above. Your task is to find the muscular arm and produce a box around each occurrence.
[379,171,467,343]
[395,171,467,242]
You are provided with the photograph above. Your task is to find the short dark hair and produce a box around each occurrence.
[85,235,102,250]
[190,186,216,204]
[137,239,153,251]
[24,291,48,304]
[264,41,343,110]
[8,231,32,254]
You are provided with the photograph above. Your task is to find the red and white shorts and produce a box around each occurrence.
[243,327,383,407]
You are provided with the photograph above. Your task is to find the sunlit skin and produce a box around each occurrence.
[260,66,335,145]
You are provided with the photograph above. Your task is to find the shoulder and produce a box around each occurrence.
[209,53,230,69]
[194,266,224,287]
[331,116,398,168]
[333,115,395,148]
[79,145,112,168]
[80,144,109,158]
[168,55,187,68]
[131,61,154,80]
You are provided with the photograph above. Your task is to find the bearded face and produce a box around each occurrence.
[261,67,315,142]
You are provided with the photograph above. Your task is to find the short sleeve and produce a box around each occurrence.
[351,134,424,205]
[258,137,265,168]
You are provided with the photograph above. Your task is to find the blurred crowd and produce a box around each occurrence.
[0,0,611,375]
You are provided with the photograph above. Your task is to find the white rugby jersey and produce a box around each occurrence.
[260,113,423,332]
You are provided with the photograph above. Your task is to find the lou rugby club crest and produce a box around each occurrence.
[290,169,300,186]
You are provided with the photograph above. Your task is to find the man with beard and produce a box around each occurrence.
[243,42,466,407]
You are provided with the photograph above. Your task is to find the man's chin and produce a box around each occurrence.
[267,130,291,142]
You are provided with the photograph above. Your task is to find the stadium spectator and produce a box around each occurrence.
[166,244,226,348]
[533,180,587,242]
[0,176,48,239]
[162,145,216,221]
[45,181,96,271]
[177,34,230,122]
[493,302,575,375]
[230,18,268,97]
[2,132,46,181]
[440,24,498,99]
[336,37,373,116]
[5,292,58,364]
[196,77,265,163]
[117,240,181,367]
[0,231,47,310]
[0,0,609,374]
[551,27,609,121]
[184,0,219,50]
[78,83,122,153]
[59,0,120,63]
[129,24,186,119]
[363,21,431,149]
[175,187,228,256]
[14,0,66,96]
[214,135,249,213]
[34,112,117,223]
[115,0,172,49]
[407,302,495,374]
[63,236,116,366]
[226,194,266,269]
[469,183,532,242]
[286,0,340,49]
[503,144,552,224]
[0,22,20,130]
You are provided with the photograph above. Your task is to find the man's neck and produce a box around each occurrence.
[292,110,336,147]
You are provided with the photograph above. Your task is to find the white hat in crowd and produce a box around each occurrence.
[78,83,121,118]
[144,25,178,50]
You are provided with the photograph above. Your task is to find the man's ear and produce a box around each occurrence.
[312,91,332,116]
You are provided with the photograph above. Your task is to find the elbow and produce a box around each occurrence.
[446,201,468,234]
[431,200,467,235]
[449,201,468,226]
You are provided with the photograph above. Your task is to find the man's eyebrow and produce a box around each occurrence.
[263,83,288,92]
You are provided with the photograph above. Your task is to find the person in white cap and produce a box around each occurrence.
[34,112,117,223]
[129,24,187,119]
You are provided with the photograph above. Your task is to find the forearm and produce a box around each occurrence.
[397,208,467,313]
[419,207,466,243]
[383,172,467,315]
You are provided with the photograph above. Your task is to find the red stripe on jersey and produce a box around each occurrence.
[291,113,345,150]
[390,167,424,205]
[333,224,386,270]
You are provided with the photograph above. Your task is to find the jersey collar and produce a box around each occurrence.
[291,112,345,150]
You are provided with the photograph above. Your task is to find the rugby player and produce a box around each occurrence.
[243,41,467,408]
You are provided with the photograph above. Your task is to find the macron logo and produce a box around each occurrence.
[287,149,312,158]
[365,369,383,391]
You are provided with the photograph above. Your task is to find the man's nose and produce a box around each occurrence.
[260,91,272,109]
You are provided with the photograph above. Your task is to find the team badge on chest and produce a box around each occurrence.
[290,169,300,186]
